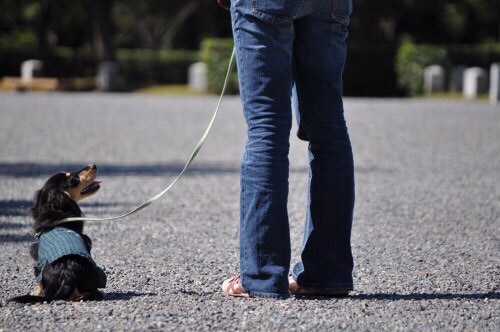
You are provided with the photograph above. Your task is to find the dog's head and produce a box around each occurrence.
[62,164,101,202]
[31,164,101,233]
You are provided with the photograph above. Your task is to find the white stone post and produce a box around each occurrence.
[463,67,488,100]
[96,62,119,91]
[188,62,207,92]
[490,63,500,106]
[424,65,445,95]
[21,60,43,85]
[449,65,466,93]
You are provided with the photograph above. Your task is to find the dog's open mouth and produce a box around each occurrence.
[81,181,101,195]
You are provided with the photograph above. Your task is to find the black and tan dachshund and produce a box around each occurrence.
[9,164,106,303]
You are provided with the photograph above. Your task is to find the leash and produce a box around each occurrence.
[58,48,236,224]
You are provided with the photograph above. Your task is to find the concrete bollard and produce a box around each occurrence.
[188,62,207,92]
[424,65,445,95]
[449,65,466,93]
[490,63,500,106]
[21,60,43,85]
[96,61,119,91]
[463,67,489,100]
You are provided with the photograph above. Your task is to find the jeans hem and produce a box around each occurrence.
[247,291,290,299]
[292,279,354,290]
[292,264,353,290]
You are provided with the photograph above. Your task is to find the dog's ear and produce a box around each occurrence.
[31,187,83,233]
[30,188,48,223]
[30,242,39,260]
[47,188,80,214]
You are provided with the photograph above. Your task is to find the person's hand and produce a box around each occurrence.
[217,0,230,10]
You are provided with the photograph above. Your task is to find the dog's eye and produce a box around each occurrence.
[69,175,80,187]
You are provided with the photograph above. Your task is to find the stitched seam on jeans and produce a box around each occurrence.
[251,0,294,25]
[248,290,290,299]
[291,0,304,19]
[292,52,308,141]
[233,11,247,113]
[296,281,353,289]
[240,166,247,275]
[331,0,351,26]
[234,9,248,277]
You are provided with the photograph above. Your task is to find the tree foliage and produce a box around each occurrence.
[349,0,500,44]
[0,0,498,94]
[0,0,232,54]
[1,0,498,54]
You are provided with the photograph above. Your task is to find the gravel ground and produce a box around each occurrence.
[0,92,498,331]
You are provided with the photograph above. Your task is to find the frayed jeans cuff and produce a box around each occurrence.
[247,291,290,299]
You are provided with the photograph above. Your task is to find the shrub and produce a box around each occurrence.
[0,30,37,50]
[200,38,239,94]
[117,48,199,87]
[0,46,199,90]
[446,43,500,68]
[0,31,39,77]
[395,40,447,96]
[395,41,500,96]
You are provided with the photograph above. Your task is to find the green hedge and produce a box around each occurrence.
[0,46,199,89]
[395,41,447,96]
[4,39,498,96]
[198,39,403,97]
[447,43,500,67]
[0,45,39,77]
[117,48,198,87]
[395,41,500,96]
[200,38,239,94]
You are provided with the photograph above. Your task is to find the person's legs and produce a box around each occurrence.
[230,0,297,298]
[291,0,355,291]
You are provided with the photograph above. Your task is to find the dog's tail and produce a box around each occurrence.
[8,294,51,303]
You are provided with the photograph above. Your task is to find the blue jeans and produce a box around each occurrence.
[231,0,354,298]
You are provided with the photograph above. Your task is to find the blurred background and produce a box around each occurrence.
[0,0,499,97]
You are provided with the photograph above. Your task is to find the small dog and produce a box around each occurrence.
[9,164,106,303]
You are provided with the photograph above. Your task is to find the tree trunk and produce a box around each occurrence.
[162,1,199,48]
[87,0,115,61]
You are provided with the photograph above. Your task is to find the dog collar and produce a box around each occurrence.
[34,220,74,239]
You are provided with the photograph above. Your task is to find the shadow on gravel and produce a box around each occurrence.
[0,200,31,217]
[0,203,32,242]
[0,162,391,178]
[0,200,117,221]
[0,162,240,178]
[350,292,499,301]
[0,233,33,243]
[0,217,32,243]
[104,291,157,301]
[0,220,27,230]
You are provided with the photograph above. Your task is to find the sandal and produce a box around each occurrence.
[222,275,249,298]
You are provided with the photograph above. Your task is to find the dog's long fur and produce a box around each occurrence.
[9,164,106,303]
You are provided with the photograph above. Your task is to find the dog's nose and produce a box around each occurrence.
[89,164,97,170]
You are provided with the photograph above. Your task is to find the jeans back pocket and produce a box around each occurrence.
[332,0,352,26]
[252,0,304,24]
